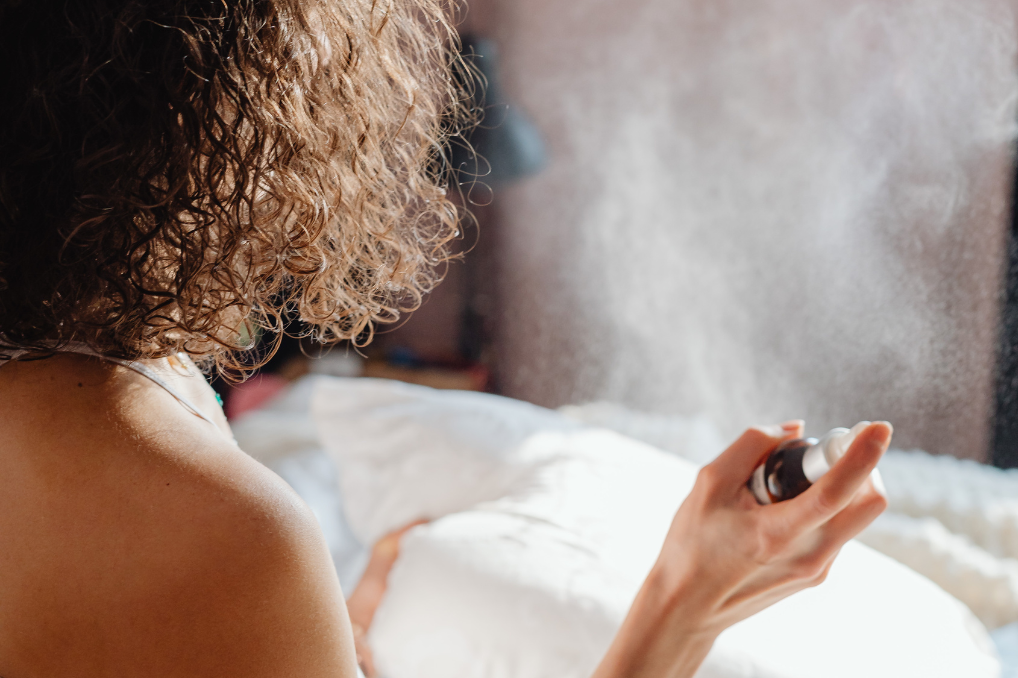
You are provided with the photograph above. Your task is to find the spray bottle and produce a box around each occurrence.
[748,421,879,504]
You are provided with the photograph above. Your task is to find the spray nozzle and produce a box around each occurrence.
[819,421,870,466]
[801,421,871,483]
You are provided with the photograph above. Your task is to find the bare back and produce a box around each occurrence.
[0,354,358,677]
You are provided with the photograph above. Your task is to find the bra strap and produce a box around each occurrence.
[1,344,222,430]
[98,355,222,429]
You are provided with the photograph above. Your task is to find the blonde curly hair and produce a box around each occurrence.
[0,0,470,372]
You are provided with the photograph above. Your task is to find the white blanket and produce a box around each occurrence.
[232,378,1018,675]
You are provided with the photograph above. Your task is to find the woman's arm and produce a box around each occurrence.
[594,420,891,678]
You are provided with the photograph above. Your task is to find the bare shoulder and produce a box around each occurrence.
[0,358,358,678]
[113,446,358,678]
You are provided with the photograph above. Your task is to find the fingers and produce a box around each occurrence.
[783,419,805,439]
[374,519,427,560]
[392,518,429,536]
[814,476,888,552]
[707,421,801,484]
[782,422,892,532]
[766,483,885,594]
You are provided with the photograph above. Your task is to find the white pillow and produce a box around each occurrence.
[310,379,1000,678]
[311,377,581,545]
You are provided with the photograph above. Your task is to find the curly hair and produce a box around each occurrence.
[0,0,469,372]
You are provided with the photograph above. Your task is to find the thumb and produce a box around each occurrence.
[707,423,797,484]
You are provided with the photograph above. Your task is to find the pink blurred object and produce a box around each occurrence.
[225,374,290,420]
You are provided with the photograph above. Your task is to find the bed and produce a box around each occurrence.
[232,375,1018,678]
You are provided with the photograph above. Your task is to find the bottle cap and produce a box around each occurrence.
[802,422,869,483]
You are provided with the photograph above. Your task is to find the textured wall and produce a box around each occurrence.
[476,0,1018,459]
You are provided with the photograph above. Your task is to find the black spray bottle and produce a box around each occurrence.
[748,421,880,504]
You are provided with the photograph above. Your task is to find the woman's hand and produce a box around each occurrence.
[594,420,891,678]
[346,521,426,677]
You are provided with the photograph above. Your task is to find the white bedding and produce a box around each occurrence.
[563,401,1018,632]
[231,377,369,592]
[232,377,1018,675]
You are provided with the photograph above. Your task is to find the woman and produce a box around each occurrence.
[0,1,890,676]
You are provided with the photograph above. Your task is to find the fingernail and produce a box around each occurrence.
[781,419,804,431]
[869,421,893,445]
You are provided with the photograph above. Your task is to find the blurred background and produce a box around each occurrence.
[232,0,1018,466]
